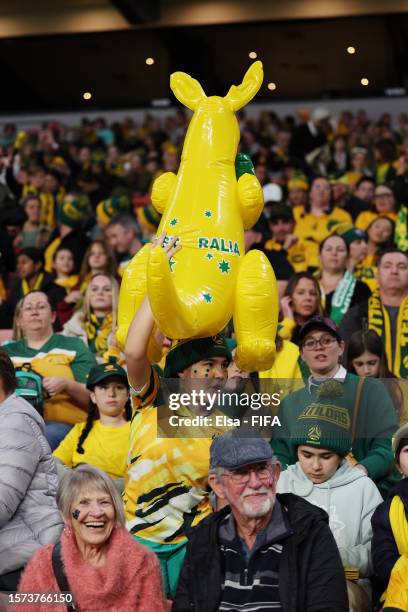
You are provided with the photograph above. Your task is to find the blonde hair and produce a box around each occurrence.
[12,298,24,340]
[57,464,125,527]
[83,273,119,330]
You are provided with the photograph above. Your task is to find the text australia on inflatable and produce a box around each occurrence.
[117,61,279,372]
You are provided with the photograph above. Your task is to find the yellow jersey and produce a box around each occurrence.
[294,205,352,244]
[53,420,130,479]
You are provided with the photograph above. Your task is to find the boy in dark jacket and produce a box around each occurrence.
[173,432,348,612]
[371,423,408,601]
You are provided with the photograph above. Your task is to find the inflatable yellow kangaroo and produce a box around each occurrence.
[117,61,278,371]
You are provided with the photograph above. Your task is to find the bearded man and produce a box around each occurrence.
[173,432,348,611]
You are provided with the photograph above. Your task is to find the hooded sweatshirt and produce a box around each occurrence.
[277,460,382,577]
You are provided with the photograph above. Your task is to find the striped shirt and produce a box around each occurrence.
[218,500,292,611]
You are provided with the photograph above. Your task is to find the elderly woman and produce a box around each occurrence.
[0,348,62,591]
[62,273,121,363]
[17,465,167,611]
[5,291,97,450]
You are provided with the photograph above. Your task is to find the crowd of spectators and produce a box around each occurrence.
[1,104,408,610]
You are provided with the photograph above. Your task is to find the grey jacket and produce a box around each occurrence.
[0,394,63,574]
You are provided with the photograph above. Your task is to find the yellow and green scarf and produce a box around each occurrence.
[328,271,356,325]
[85,313,113,357]
[395,205,408,252]
[381,495,408,601]
[368,292,408,377]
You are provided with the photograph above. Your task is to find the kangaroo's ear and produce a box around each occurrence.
[170,71,206,111]
[225,61,263,111]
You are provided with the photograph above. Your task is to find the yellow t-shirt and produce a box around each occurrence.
[278,317,297,341]
[53,420,130,480]
[264,238,319,272]
[294,206,352,244]
[124,369,232,545]
[259,339,303,400]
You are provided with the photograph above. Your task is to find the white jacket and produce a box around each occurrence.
[277,460,382,577]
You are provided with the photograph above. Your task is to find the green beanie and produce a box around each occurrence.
[96,195,130,224]
[163,335,232,378]
[291,401,352,457]
[136,203,162,233]
[57,194,90,229]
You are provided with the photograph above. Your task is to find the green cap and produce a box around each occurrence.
[235,153,255,180]
[163,335,232,378]
[328,220,367,245]
[86,362,128,389]
[291,401,352,457]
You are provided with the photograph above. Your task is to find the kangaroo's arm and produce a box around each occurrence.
[237,173,264,229]
[151,172,177,214]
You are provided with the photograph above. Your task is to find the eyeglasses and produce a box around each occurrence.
[374,192,393,199]
[22,303,50,313]
[224,463,274,485]
[302,335,337,351]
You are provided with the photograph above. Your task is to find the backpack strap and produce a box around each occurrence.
[51,541,76,611]
[351,377,365,444]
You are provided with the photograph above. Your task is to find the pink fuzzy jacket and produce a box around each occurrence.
[16,527,167,611]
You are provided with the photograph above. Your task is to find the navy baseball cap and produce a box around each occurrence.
[298,316,342,344]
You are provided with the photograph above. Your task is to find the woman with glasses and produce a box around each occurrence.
[272,316,399,497]
[4,291,97,449]
[62,274,121,363]
[356,184,399,232]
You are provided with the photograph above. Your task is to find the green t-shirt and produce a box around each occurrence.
[5,335,97,424]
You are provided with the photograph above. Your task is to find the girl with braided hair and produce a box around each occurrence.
[53,362,131,491]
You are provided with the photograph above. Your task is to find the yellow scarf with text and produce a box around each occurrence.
[368,292,408,377]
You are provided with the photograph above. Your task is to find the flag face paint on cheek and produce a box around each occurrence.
[72,509,80,520]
